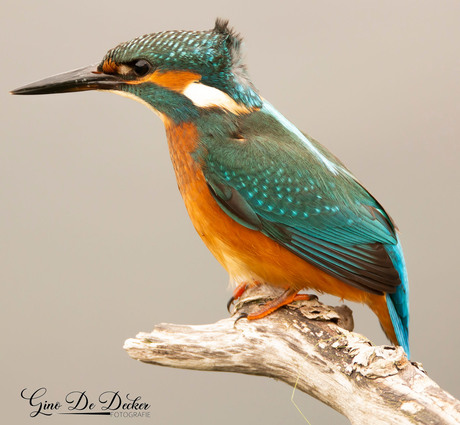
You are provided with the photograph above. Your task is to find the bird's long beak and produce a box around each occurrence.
[10,64,122,95]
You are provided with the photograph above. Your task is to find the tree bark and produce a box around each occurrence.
[124,286,460,425]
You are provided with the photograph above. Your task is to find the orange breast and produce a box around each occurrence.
[164,121,396,343]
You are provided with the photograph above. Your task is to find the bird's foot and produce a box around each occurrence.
[238,289,316,321]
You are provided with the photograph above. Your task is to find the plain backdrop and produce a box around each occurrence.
[1,1,459,424]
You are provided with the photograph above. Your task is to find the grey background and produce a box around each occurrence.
[1,1,459,424]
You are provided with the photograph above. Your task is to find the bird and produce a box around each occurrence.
[11,19,410,357]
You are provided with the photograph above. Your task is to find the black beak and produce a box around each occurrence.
[11,64,122,95]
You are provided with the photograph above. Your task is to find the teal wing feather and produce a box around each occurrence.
[200,108,401,295]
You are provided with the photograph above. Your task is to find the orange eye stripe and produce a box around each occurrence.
[126,70,201,92]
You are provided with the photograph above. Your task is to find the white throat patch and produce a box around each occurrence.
[107,89,168,123]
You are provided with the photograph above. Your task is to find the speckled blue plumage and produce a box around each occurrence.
[103,19,261,111]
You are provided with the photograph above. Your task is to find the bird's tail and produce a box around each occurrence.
[385,238,410,357]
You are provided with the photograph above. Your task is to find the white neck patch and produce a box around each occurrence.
[182,82,250,115]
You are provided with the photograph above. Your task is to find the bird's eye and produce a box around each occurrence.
[132,59,153,77]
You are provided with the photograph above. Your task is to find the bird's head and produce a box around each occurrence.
[11,19,262,123]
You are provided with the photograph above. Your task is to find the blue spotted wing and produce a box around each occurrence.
[201,110,401,295]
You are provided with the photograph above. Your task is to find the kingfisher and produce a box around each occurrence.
[11,19,410,357]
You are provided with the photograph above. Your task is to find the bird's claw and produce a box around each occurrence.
[226,296,236,313]
[227,282,249,314]
[233,312,248,327]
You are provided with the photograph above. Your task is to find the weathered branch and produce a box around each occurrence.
[124,286,460,425]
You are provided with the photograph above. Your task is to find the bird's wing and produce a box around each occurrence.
[201,118,401,295]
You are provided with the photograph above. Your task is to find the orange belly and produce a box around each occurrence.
[164,120,397,344]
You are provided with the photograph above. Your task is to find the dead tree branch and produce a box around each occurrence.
[124,286,460,425]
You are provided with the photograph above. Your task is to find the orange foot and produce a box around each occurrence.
[235,288,316,322]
